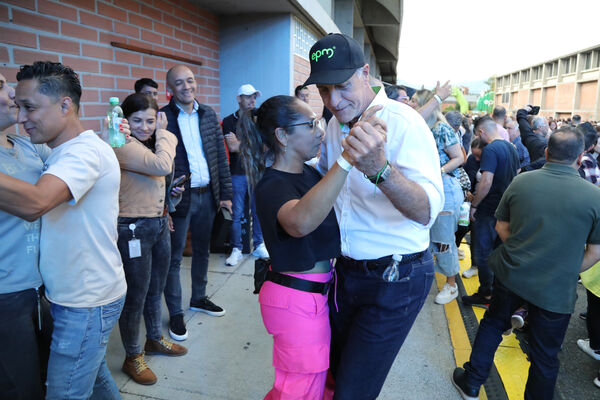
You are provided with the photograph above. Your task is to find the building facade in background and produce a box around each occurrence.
[495,44,600,120]
[0,0,402,131]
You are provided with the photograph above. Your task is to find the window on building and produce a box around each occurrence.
[546,61,557,77]
[594,50,600,69]
[502,92,509,103]
[563,56,576,74]
[512,73,519,85]
[533,66,541,80]
[293,16,318,59]
[521,70,529,82]
[582,52,593,70]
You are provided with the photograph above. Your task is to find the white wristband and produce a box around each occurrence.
[433,94,443,104]
[336,155,353,172]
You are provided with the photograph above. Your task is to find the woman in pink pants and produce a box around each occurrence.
[239,95,356,399]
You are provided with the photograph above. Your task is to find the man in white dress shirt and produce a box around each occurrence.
[307,34,444,399]
[161,65,232,341]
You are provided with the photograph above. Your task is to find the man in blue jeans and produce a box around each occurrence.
[463,116,519,308]
[307,33,444,398]
[0,62,127,398]
[161,65,232,341]
[453,127,600,400]
[222,84,268,266]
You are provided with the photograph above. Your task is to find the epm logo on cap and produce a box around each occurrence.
[311,46,336,62]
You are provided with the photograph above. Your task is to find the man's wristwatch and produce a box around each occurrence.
[367,162,392,184]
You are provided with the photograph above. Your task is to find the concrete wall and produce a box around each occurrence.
[219,13,291,118]
[0,0,220,133]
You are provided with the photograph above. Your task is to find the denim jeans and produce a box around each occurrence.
[231,174,263,250]
[0,287,52,399]
[117,216,170,356]
[329,251,435,399]
[430,175,463,277]
[165,189,216,316]
[472,213,499,295]
[46,296,125,400]
[464,280,571,400]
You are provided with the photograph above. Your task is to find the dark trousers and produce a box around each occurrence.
[165,189,217,316]
[0,287,52,399]
[464,280,571,400]
[472,213,499,295]
[117,216,171,356]
[586,289,600,349]
[329,251,434,399]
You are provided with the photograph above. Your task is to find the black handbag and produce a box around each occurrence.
[210,208,233,254]
[253,258,270,294]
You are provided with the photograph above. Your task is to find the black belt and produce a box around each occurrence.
[265,270,329,295]
[191,185,210,193]
[339,251,425,271]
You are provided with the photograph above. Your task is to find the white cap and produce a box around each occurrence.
[237,84,261,97]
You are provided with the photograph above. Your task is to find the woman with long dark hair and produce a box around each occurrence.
[239,95,361,399]
[115,93,187,385]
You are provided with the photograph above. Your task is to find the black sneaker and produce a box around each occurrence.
[462,292,491,309]
[169,314,188,341]
[190,297,226,317]
[580,312,588,321]
[452,367,479,400]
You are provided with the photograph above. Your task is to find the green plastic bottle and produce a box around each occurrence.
[108,97,125,147]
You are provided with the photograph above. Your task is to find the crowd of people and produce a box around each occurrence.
[2,31,600,400]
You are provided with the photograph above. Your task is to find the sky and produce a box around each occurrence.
[396,0,600,93]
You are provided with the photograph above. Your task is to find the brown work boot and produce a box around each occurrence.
[122,353,157,385]
[144,336,188,356]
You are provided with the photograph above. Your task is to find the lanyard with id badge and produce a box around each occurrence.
[128,223,142,258]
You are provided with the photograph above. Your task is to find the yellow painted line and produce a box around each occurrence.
[441,243,530,400]
[436,271,488,400]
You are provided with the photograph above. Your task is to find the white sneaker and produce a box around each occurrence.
[458,249,465,260]
[435,283,458,304]
[225,248,243,266]
[577,338,600,361]
[462,266,478,279]
[252,243,269,259]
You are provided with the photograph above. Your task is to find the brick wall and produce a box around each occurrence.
[293,54,324,116]
[0,0,219,134]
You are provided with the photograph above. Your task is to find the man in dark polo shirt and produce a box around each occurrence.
[463,116,519,308]
[452,126,600,400]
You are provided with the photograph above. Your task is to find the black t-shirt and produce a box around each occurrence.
[478,139,520,216]
[255,165,341,272]
[222,112,243,176]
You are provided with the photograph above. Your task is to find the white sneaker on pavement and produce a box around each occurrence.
[435,283,458,304]
[226,248,243,266]
[252,243,269,259]
[577,338,600,361]
[462,266,478,279]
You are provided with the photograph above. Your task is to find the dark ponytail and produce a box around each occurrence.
[239,95,303,190]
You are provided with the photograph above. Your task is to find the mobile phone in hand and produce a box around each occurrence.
[172,173,191,188]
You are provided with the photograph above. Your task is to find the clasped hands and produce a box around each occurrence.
[341,105,388,177]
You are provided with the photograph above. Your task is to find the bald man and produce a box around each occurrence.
[161,65,232,341]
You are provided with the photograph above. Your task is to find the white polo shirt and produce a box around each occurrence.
[177,100,210,187]
[41,131,127,307]
[317,88,444,260]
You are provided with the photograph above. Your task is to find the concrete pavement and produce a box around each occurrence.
[106,252,462,399]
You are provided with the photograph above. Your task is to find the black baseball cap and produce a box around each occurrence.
[304,33,365,86]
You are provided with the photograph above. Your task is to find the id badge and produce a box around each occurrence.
[128,239,141,258]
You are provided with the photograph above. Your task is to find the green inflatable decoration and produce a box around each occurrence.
[476,91,494,113]
[452,87,469,114]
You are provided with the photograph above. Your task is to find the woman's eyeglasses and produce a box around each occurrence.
[288,117,326,132]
